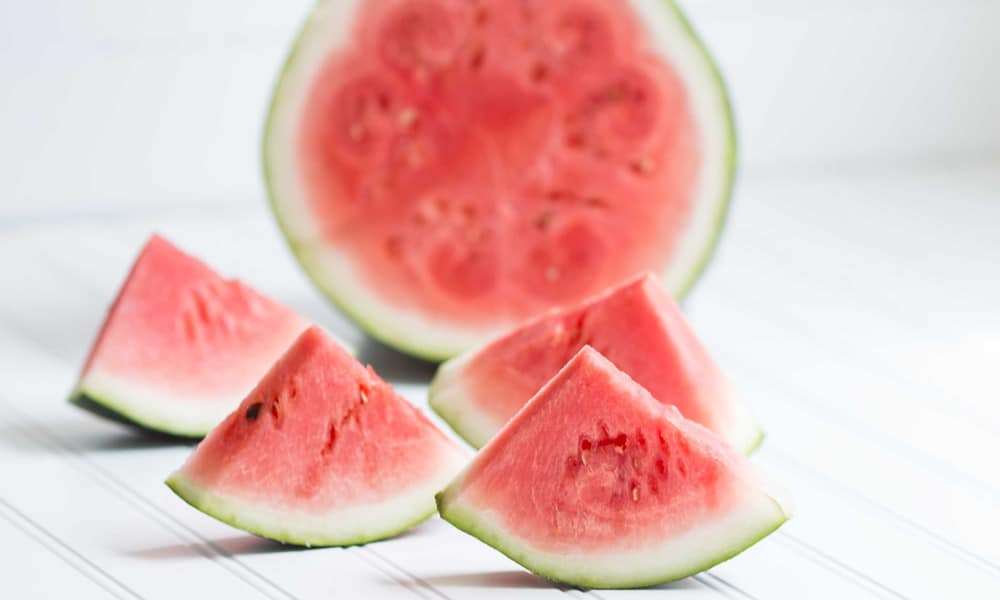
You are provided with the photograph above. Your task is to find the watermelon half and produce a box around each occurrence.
[437,347,790,588]
[431,273,761,453]
[71,235,309,438]
[264,0,736,360]
[167,326,468,546]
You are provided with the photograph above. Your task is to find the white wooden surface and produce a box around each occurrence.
[2,161,998,599]
[2,1,1000,598]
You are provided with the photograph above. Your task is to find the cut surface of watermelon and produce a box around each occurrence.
[167,326,468,546]
[71,235,309,438]
[264,0,735,360]
[437,347,790,588]
[431,273,760,453]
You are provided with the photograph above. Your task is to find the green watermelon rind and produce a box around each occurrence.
[70,384,207,440]
[165,471,440,548]
[262,0,736,362]
[436,488,788,589]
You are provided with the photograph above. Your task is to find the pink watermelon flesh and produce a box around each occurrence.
[296,0,698,326]
[72,234,308,437]
[431,273,761,452]
[437,347,789,588]
[167,326,468,546]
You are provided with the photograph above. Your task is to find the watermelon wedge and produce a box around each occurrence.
[437,347,790,588]
[430,273,761,453]
[264,0,735,360]
[71,235,309,438]
[167,326,468,546]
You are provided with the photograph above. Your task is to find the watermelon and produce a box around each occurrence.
[71,235,309,438]
[430,273,761,453]
[437,347,790,588]
[264,0,735,360]
[167,326,468,546]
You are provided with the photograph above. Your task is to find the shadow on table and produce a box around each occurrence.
[126,520,437,560]
[421,570,555,589]
[0,414,192,454]
[125,535,306,560]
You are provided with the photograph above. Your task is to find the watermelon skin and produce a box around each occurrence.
[71,235,309,438]
[430,273,762,453]
[167,326,468,547]
[263,0,736,361]
[436,347,790,589]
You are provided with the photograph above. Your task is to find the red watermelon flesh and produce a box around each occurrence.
[430,273,761,452]
[167,326,468,546]
[265,0,735,359]
[72,235,308,437]
[436,347,790,588]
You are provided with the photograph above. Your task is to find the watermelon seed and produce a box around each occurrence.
[583,196,608,210]
[321,424,337,456]
[245,402,263,421]
[360,388,369,404]
[631,483,639,502]
[349,123,366,141]
[271,398,281,421]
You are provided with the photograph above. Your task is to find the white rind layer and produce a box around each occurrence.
[438,469,791,588]
[168,443,469,547]
[263,0,736,361]
[428,352,501,448]
[73,370,245,438]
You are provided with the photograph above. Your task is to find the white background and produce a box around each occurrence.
[1,1,999,598]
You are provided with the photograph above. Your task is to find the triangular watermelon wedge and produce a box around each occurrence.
[71,235,309,437]
[437,346,790,588]
[167,326,468,547]
[431,273,761,452]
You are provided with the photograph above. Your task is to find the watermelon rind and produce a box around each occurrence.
[166,447,467,547]
[71,375,219,439]
[429,351,765,455]
[262,0,737,361]
[436,475,789,589]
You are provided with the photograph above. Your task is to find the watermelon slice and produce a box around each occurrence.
[167,326,468,546]
[264,0,735,360]
[437,347,790,588]
[430,273,761,453]
[71,235,309,438]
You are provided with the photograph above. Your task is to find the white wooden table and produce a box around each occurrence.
[2,162,998,599]
[2,1,999,597]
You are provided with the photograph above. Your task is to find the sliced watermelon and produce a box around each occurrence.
[71,235,309,438]
[437,347,790,588]
[264,0,735,360]
[167,326,468,546]
[431,273,761,453]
